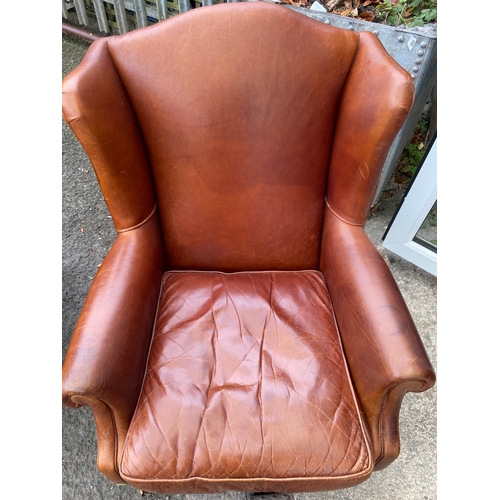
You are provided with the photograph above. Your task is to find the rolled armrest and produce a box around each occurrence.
[319,208,435,469]
[62,212,165,480]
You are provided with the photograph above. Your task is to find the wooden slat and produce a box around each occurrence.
[62,0,69,18]
[113,0,129,33]
[74,0,89,25]
[93,0,111,33]
[132,0,148,28]
[178,0,191,13]
[157,0,168,20]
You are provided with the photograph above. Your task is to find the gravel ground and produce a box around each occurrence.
[62,31,437,500]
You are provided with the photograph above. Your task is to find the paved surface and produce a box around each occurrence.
[62,32,437,500]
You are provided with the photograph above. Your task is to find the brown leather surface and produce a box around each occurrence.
[62,1,435,490]
[107,2,359,271]
[70,395,123,483]
[119,271,373,493]
[319,208,435,468]
[327,31,415,226]
[62,213,165,471]
[62,37,156,233]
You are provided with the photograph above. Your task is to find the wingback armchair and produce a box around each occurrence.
[62,2,435,495]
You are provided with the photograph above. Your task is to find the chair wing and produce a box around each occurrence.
[62,37,156,232]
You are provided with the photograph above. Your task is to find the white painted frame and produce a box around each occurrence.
[382,135,437,276]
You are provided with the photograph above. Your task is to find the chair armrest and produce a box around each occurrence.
[62,213,165,481]
[319,208,435,469]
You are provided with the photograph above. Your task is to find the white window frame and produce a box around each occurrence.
[382,134,437,276]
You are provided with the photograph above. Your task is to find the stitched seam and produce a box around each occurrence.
[320,32,362,258]
[71,396,122,480]
[376,384,396,464]
[375,379,428,465]
[118,272,167,476]
[97,397,121,478]
[325,199,363,227]
[120,270,373,481]
[119,468,372,484]
[317,272,374,473]
[116,204,157,233]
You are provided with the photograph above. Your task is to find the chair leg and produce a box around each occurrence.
[139,491,294,498]
[139,491,295,498]
[247,494,294,500]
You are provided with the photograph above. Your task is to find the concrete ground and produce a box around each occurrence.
[62,32,437,500]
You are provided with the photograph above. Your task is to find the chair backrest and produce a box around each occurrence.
[62,2,414,272]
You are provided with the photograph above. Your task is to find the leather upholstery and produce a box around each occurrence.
[120,271,372,493]
[106,6,359,271]
[61,38,156,232]
[62,1,435,493]
[319,209,435,468]
[327,31,415,225]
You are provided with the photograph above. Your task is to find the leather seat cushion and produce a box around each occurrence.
[119,270,373,493]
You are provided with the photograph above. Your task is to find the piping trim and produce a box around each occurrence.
[116,204,157,233]
[325,198,364,227]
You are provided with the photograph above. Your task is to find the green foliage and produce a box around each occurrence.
[428,207,437,226]
[376,0,437,28]
[404,143,425,176]
[401,115,429,176]
[419,206,437,246]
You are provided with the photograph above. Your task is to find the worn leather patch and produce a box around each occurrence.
[120,270,372,492]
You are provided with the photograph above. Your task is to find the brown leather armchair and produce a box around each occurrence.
[62,2,435,495]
